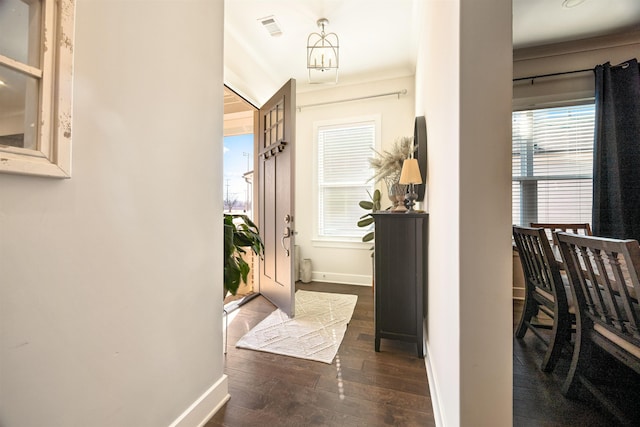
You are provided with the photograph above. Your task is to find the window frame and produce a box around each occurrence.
[0,0,75,178]
[512,100,595,227]
[312,114,381,248]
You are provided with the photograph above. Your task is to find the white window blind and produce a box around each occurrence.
[512,104,594,226]
[317,121,375,239]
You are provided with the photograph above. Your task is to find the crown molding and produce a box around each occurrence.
[514,28,640,62]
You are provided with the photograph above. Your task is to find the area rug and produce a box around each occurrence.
[235,290,358,364]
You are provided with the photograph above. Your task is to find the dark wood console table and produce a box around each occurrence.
[371,212,428,358]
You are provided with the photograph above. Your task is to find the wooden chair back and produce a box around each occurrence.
[556,232,640,423]
[530,223,592,266]
[530,223,593,236]
[513,226,571,371]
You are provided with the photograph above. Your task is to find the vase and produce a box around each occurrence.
[385,177,408,211]
[301,259,312,283]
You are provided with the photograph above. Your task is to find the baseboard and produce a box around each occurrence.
[424,341,445,427]
[512,286,525,300]
[310,271,372,286]
[169,374,229,427]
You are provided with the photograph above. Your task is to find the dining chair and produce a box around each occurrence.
[513,226,573,372]
[530,223,593,236]
[556,232,640,425]
[530,223,592,267]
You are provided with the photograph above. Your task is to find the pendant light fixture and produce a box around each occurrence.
[307,18,339,84]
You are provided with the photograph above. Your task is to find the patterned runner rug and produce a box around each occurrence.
[235,290,358,364]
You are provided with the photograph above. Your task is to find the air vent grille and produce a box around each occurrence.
[259,15,282,37]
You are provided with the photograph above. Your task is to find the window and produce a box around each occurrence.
[512,104,595,226]
[0,0,75,178]
[315,117,379,242]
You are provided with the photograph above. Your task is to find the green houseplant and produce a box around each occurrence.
[223,214,264,297]
[357,189,381,250]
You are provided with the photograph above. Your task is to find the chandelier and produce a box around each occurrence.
[307,18,339,84]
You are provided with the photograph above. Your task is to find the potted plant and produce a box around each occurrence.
[357,188,381,251]
[368,136,414,210]
[368,136,414,183]
[223,214,264,298]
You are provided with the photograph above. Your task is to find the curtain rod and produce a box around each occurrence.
[513,68,592,82]
[514,61,633,82]
[297,89,407,111]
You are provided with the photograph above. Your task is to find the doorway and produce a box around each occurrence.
[223,85,258,307]
[223,80,297,317]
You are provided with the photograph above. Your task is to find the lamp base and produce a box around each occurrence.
[405,190,417,212]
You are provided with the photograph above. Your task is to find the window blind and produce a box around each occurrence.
[318,121,375,238]
[512,104,594,226]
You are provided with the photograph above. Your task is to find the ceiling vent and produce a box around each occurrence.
[562,0,587,8]
[259,16,282,37]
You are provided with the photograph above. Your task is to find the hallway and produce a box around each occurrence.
[208,282,434,426]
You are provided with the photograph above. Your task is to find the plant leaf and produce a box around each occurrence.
[357,217,374,227]
[223,213,264,298]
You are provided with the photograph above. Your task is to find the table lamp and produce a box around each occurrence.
[399,158,422,212]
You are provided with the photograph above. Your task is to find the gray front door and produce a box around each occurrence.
[258,79,296,317]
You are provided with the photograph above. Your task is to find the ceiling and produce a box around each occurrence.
[3,0,639,125]
[224,0,640,106]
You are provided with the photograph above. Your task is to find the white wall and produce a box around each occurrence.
[514,31,640,107]
[295,76,415,285]
[0,1,227,426]
[415,2,460,420]
[458,1,513,424]
[417,0,512,425]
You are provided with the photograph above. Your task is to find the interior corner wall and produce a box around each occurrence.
[0,1,227,426]
[417,0,512,425]
[294,76,415,286]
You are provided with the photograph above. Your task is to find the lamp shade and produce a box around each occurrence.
[399,158,423,185]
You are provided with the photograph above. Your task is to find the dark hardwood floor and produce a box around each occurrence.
[513,299,640,426]
[210,285,634,426]
[207,282,435,427]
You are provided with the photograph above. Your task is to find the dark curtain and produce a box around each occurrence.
[592,58,640,241]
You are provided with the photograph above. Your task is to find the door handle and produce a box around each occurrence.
[281,226,291,257]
